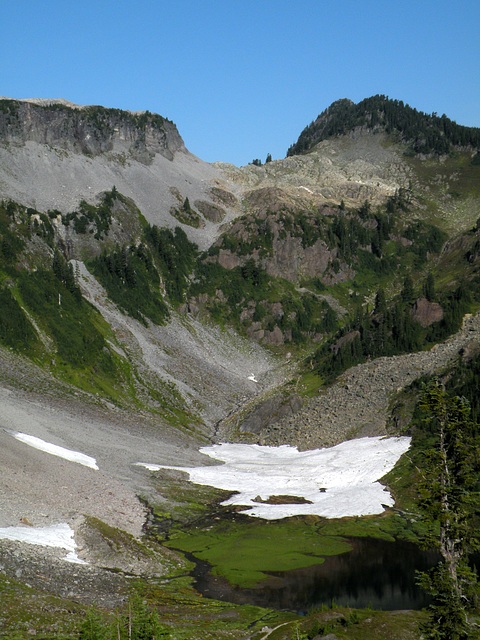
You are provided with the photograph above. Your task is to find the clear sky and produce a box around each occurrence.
[2,0,479,166]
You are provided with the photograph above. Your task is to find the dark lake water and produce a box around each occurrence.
[190,537,439,613]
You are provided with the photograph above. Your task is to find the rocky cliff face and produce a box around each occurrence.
[410,297,444,327]
[0,98,185,163]
[211,202,345,284]
[0,98,234,249]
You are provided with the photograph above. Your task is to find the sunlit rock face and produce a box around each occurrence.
[0,99,185,163]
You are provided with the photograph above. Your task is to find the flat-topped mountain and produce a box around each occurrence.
[0,97,185,161]
[0,97,232,249]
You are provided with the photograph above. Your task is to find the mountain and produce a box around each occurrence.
[1,95,480,638]
[287,94,480,157]
[0,97,236,250]
[0,97,185,160]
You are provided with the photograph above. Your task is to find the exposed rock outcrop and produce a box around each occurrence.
[410,297,444,327]
[331,330,361,354]
[238,394,303,434]
[194,199,226,222]
[209,205,349,284]
[0,98,185,163]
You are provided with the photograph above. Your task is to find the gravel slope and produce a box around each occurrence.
[257,313,480,449]
[74,260,282,426]
[0,142,235,250]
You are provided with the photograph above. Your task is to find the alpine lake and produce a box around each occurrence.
[149,464,438,616]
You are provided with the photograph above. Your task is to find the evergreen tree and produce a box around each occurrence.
[371,232,383,258]
[124,596,171,639]
[416,382,480,640]
[183,197,192,213]
[52,248,66,281]
[374,288,387,314]
[322,307,338,332]
[401,275,415,302]
[425,273,436,301]
[79,607,107,640]
[52,249,82,303]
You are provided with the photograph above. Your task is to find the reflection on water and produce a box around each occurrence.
[192,538,439,613]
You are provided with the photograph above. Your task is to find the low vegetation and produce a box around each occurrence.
[166,518,352,588]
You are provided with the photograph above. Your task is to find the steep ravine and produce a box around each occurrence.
[73,260,283,426]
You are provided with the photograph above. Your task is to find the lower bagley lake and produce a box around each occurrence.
[190,537,440,614]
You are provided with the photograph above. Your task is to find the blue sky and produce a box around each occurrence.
[2,0,479,166]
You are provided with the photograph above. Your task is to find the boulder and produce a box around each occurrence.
[238,394,303,434]
[410,297,443,327]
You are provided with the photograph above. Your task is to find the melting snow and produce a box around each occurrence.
[11,431,99,470]
[136,436,411,519]
[0,523,87,564]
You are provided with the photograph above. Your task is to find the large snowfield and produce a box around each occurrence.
[137,436,411,519]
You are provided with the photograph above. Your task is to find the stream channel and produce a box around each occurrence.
[186,538,439,614]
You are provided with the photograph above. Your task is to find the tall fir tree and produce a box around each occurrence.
[417,381,480,639]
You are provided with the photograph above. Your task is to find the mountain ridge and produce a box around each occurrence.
[0,97,235,250]
[0,96,183,162]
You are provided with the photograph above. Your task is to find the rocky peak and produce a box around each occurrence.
[287,94,480,158]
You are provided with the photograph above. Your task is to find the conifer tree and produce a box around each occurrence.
[374,288,387,314]
[425,273,436,301]
[79,607,107,640]
[417,382,480,639]
[401,275,414,302]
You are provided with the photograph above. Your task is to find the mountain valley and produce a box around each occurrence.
[1,95,480,639]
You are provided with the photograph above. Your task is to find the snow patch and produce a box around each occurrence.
[0,523,87,564]
[136,436,411,519]
[11,431,99,470]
